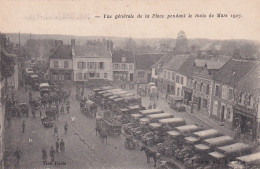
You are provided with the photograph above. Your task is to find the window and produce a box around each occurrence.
[200,83,203,92]
[129,65,133,70]
[172,72,175,80]
[138,71,145,77]
[84,73,88,79]
[177,87,180,96]
[249,95,254,107]
[114,64,119,70]
[164,71,166,78]
[77,72,82,80]
[96,73,100,78]
[54,61,58,68]
[104,73,108,78]
[194,81,197,89]
[181,77,184,85]
[99,62,104,69]
[203,99,208,109]
[168,72,170,79]
[239,92,245,105]
[89,73,95,78]
[222,86,228,100]
[215,85,220,97]
[64,61,69,69]
[228,89,233,100]
[176,75,179,83]
[206,85,210,95]
[122,57,126,63]
[77,62,86,69]
[87,62,96,69]
[122,64,126,70]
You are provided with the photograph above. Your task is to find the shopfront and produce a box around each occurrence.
[183,86,193,106]
[233,104,257,142]
[49,69,73,81]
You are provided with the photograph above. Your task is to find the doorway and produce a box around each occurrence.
[130,73,133,81]
[198,97,201,111]
[221,105,225,122]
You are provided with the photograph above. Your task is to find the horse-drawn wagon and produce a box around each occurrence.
[41,106,57,128]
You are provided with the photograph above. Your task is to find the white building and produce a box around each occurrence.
[72,40,113,82]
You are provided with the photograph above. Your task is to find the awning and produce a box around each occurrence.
[183,86,193,93]
[113,71,128,74]
[50,69,73,74]
[233,104,256,118]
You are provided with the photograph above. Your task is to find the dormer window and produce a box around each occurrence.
[122,57,126,63]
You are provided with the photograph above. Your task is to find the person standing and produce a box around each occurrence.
[60,104,64,114]
[14,147,22,166]
[49,147,55,162]
[53,125,58,137]
[39,109,42,117]
[22,120,26,133]
[64,122,68,134]
[60,139,65,153]
[153,102,157,109]
[148,103,152,109]
[55,139,60,153]
[66,104,70,114]
[42,148,47,162]
[32,109,36,119]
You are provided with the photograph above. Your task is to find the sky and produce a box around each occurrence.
[0,0,260,40]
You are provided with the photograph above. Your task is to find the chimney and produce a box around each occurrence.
[110,40,113,52]
[71,39,75,55]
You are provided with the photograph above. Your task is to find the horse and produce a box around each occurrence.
[140,146,157,167]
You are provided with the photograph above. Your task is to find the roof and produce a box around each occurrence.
[152,52,172,68]
[112,50,134,63]
[162,54,190,71]
[213,59,257,86]
[237,62,260,91]
[74,44,111,58]
[237,152,260,164]
[217,143,251,154]
[207,61,226,70]
[176,57,196,78]
[135,53,165,70]
[50,45,72,59]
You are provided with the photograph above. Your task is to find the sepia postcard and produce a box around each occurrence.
[0,0,260,168]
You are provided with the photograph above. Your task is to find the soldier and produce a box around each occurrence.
[66,104,70,114]
[32,109,36,119]
[153,102,157,109]
[64,122,68,134]
[14,147,22,166]
[22,120,26,133]
[40,109,42,117]
[60,139,65,153]
[53,125,58,137]
[42,148,47,162]
[55,139,60,153]
[60,104,64,114]
[49,147,55,162]
[148,103,152,109]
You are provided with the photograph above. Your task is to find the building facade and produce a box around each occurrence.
[233,63,260,142]
[49,40,73,81]
[72,40,113,82]
[134,53,164,84]
[211,59,257,129]
[112,50,134,81]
